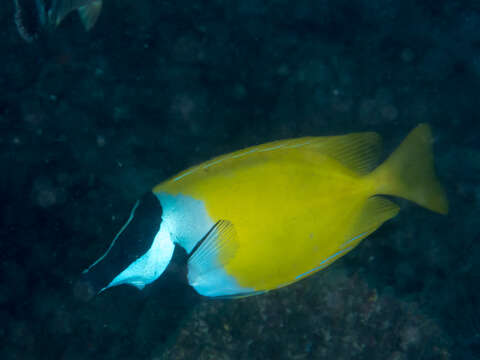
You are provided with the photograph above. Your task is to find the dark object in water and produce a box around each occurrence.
[13,0,102,42]
[48,0,103,31]
[13,0,47,42]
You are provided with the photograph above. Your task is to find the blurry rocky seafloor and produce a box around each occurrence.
[1,0,479,359]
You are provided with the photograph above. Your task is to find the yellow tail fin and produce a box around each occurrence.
[371,123,448,214]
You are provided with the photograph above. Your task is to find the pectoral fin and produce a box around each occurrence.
[188,220,238,279]
[187,220,260,298]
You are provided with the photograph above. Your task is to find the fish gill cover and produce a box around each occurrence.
[1,0,479,359]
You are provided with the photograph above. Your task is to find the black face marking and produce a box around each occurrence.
[81,192,163,293]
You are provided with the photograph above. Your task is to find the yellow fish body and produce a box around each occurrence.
[152,124,447,296]
[81,124,447,298]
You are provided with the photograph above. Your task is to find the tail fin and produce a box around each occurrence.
[371,123,448,214]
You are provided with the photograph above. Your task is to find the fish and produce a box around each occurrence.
[13,0,48,42]
[48,0,103,31]
[79,124,448,299]
[13,0,102,42]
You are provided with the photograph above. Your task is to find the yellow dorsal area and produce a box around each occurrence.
[154,124,448,292]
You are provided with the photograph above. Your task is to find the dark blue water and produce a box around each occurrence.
[1,0,479,359]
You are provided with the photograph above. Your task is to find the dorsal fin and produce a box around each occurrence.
[188,220,238,279]
[307,132,382,175]
[160,132,381,186]
[340,196,400,249]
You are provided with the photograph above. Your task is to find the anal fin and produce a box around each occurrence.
[213,290,266,299]
[341,196,400,249]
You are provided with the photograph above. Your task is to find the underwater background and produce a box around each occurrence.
[1,0,479,359]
